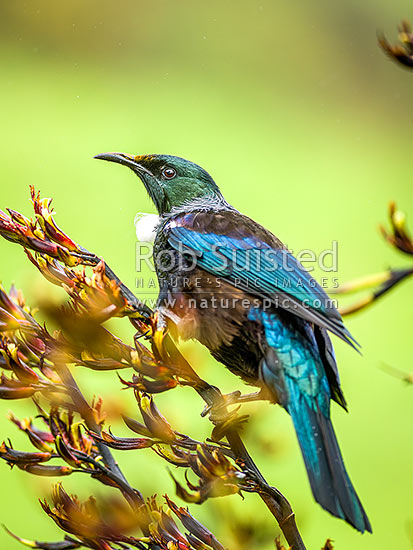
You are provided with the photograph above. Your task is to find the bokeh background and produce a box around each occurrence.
[0,1,413,548]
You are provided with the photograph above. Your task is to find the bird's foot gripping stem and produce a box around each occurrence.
[199,389,272,442]
[200,388,269,419]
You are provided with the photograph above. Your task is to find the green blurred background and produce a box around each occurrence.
[0,1,412,548]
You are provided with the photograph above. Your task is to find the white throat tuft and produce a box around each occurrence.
[134,213,160,243]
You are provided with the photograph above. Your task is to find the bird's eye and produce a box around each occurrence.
[162,167,177,180]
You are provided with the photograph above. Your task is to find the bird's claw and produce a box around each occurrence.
[200,390,241,419]
[200,389,269,420]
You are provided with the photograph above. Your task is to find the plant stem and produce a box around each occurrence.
[226,430,306,550]
[76,248,306,548]
[54,360,151,526]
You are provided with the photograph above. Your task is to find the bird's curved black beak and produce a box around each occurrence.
[94,152,153,176]
[94,151,166,213]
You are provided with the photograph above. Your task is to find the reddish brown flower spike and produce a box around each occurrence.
[0,441,51,465]
[379,20,413,69]
[30,187,79,252]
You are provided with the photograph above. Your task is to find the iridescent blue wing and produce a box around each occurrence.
[165,210,358,349]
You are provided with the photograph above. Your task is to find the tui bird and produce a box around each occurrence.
[95,152,371,533]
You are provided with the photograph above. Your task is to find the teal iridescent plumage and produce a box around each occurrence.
[95,151,371,533]
[248,307,369,531]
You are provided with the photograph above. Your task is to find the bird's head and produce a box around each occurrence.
[94,152,222,215]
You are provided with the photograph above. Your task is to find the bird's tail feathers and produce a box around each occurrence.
[288,390,372,533]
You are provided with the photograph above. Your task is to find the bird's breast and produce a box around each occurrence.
[157,267,254,350]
